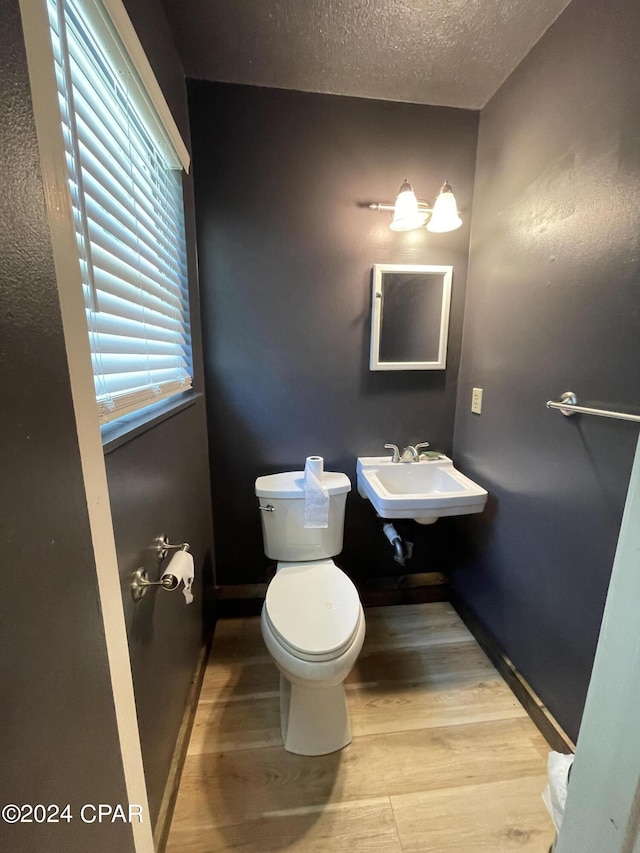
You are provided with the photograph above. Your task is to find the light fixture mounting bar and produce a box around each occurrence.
[368,202,433,212]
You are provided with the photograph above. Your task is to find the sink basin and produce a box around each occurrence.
[356,455,488,523]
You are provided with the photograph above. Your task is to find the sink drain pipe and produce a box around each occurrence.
[382,522,412,566]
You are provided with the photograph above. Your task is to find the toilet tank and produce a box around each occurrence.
[255,471,351,561]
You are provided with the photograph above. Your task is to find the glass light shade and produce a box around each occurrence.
[390,180,427,231]
[427,183,462,232]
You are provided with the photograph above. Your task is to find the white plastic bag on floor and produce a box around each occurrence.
[542,750,575,832]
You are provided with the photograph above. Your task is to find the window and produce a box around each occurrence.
[48,0,192,424]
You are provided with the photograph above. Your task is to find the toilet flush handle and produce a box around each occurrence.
[259,504,275,512]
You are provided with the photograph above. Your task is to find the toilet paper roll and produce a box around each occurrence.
[161,550,195,604]
[304,455,329,529]
[304,455,324,481]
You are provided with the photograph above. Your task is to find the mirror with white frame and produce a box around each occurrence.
[370,264,453,370]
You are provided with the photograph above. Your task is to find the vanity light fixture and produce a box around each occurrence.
[369,179,462,233]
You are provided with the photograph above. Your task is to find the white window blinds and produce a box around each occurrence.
[48,0,192,424]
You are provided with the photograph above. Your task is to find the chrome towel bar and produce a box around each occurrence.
[547,391,640,423]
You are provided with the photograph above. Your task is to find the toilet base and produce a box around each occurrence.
[280,674,351,756]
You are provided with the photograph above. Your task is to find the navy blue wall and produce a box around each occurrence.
[9,0,214,835]
[188,82,478,585]
[452,0,640,741]
[110,0,214,827]
[1,3,132,850]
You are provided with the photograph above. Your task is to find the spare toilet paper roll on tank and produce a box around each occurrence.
[161,550,195,604]
[304,455,329,529]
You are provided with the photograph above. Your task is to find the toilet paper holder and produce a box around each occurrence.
[155,533,190,560]
[131,537,191,601]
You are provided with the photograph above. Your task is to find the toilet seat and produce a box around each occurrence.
[264,560,361,662]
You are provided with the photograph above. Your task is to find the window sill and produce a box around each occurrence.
[102,390,202,455]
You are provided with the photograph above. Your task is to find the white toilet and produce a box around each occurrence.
[255,469,365,756]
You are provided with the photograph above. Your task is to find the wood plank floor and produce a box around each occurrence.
[167,603,555,852]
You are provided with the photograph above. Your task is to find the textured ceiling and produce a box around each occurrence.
[160,0,573,110]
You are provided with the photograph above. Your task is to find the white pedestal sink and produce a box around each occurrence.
[356,455,488,523]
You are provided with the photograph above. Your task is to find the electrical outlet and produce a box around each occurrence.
[471,387,483,414]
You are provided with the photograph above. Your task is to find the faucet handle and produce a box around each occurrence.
[415,442,431,460]
[384,443,401,463]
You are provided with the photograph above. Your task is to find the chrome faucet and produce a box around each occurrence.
[401,445,419,462]
[402,442,431,462]
[385,442,430,462]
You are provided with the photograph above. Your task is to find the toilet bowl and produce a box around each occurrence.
[261,559,365,755]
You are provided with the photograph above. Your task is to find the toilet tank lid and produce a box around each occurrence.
[255,471,351,499]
